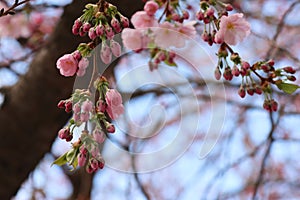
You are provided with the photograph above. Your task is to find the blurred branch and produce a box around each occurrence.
[265,0,300,59]
[0,0,30,17]
[251,108,282,199]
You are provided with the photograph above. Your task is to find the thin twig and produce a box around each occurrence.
[265,0,300,59]
[251,110,282,199]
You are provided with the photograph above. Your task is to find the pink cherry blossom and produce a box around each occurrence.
[131,11,158,28]
[215,13,250,45]
[56,54,78,77]
[144,1,159,16]
[105,89,124,120]
[122,28,143,50]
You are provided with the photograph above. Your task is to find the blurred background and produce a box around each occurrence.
[0,0,300,199]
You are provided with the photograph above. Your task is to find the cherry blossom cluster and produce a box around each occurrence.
[122,0,196,69]
[53,76,124,173]
[194,0,299,111]
[0,2,59,47]
[56,1,129,77]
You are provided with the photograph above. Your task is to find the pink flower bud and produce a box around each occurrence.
[78,153,87,167]
[120,16,130,28]
[255,86,263,95]
[111,18,121,32]
[172,13,180,21]
[72,25,80,35]
[214,67,221,80]
[88,28,97,40]
[73,102,81,113]
[287,76,296,81]
[80,145,88,154]
[74,18,82,29]
[96,100,107,113]
[58,127,72,141]
[110,40,121,57]
[82,23,91,32]
[80,112,90,122]
[223,67,233,81]
[263,100,271,111]
[267,59,275,67]
[271,99,278,112]
[73,50,82,61]
[96,25,104,36]
[241,61,250,70]
[90,158,99,170]
[232,65,240,76]
[196,11,204,20]
[238,86,246,98]
[182,10,189,19]
[144,1,159,16]
[86,164,94,174]
[283,66,296,74]
[225,4,233,11]
[246,86,254,96]
[98,158,105,169]
[65,101,73,113]
[105,25,114,40]
[106,123,115,133]
[57,100,65,108]
[206,7,215,17]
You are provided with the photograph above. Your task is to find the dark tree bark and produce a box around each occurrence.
[0,0,143,199]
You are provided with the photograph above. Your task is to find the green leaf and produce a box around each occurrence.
[164,59,177,67]
[52,152,68,166]
[276,82,300,94]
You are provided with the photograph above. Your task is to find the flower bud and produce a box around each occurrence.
[214,67,221,80]
[232,65,240,77]
[238,86,246,98]
[106,123,115,133]
[241,61,250,70]
[96,25,104,36]
[88,28,97,40]
[182,10,189,19]
[82,23,91,32]
[283,66,296,74]
[78,153,87,167]
[57,100,65,108]
[120,16,129,28]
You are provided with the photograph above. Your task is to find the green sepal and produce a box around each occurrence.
[164,59,177,67]
[276,82,300,94]
[52,152,68,167]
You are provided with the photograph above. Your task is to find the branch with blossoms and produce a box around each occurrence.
[53,0,300,174]
[122,0,299,111]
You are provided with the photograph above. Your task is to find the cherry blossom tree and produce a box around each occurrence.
[1,0,300,199]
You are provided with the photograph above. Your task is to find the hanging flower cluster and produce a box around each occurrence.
[194,0,299,111]
[56,1,129,77]
[54,76,124,173]
[121,0,197,70]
